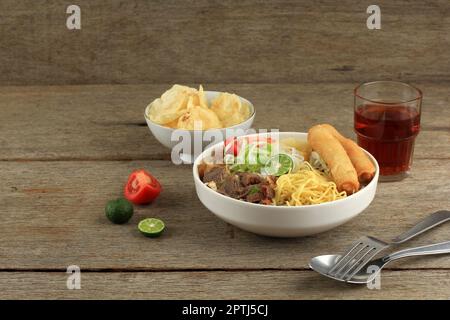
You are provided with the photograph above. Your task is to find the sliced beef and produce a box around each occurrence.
[246,191,265,203]
[197,163,208,180]
[202,166,227,184]
[220,174,245,199]
[199,162,276,205]
[260,183,275,200]
[238,172,263,186]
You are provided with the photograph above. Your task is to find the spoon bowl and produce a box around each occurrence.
[310,240,450,284]
[309,254,380,284]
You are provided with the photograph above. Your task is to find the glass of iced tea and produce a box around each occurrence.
[354,81,422,181]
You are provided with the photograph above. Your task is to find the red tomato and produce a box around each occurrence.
[224,136,240,156]
[124,170,161,205]
[246,136,273,145]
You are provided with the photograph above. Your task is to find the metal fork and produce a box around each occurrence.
[327,210,450,281]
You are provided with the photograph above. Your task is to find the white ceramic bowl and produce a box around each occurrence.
[193,132,379,237]
[145,91,255,163]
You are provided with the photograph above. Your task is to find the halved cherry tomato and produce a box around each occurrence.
[225,136,275,157]
[246,136,273,145]
[124,169,161,205]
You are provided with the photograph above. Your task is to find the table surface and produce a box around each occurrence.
[1,83,450,299]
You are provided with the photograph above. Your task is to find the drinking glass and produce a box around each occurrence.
[354,81,422,181]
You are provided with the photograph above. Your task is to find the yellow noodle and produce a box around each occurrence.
[274,162,347,206]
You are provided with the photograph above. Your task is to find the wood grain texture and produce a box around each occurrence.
[1,159,450,270]
[0,0,449,85]
[0,83,449,160]
[1,0,449,299]
[2,270,450,299]
[1,83,449,299]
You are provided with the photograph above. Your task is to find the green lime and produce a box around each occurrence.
[105,198,134,224]
[262,154,293,176]
[138,218,165,237]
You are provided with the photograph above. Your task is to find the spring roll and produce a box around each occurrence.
[321,124,375,183]
[308,125,360,194]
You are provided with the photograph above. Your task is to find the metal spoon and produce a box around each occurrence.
[310,240,450,284]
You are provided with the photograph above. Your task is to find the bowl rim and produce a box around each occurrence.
[144,90,256,131]
[192,131,379,210]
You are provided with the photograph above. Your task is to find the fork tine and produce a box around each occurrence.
[327,240,363,275]
[332,245,372,277]
[343,248,380,281]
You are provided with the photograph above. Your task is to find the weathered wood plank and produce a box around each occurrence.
[0,83,449,160]
[1,159,450,270]
[2,270,450,299]
[0,0,449,85]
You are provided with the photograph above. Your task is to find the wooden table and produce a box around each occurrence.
[1,0,449,299]
[1,83,450,299]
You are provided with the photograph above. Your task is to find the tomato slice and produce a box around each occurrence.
[246,136,273,145]
[225,136,275,157]
[224,136,240,156]
[124,169,162,205]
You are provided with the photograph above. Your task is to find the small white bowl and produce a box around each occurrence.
[145,91,255,163]
[193,132,379,237]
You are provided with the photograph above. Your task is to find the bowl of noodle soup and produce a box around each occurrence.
[193,132,379,237]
